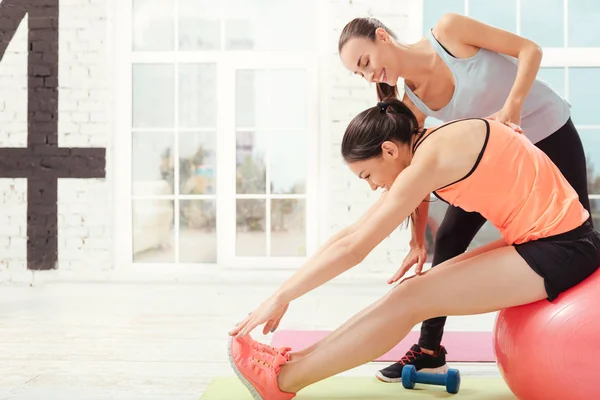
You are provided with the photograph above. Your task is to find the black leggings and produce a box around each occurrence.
[418,118,592,350]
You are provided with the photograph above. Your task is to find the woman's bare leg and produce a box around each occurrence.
[277,246,547,393]
[289,239,508,361]
[288,299,385,360]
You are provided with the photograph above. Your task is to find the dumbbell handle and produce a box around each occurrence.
[413,371,447,386]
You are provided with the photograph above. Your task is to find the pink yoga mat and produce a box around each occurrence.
[271,330,495,362]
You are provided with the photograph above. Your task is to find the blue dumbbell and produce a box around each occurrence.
[401,365,461,394]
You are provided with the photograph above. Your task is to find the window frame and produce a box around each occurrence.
[113,0,321,271]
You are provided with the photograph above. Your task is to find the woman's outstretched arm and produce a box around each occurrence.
[306,190,390,265]
[273,153,451,304]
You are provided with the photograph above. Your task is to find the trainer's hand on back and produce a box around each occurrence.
[488,105,524,134]
[388,244,427,284]
[229,296,289,338]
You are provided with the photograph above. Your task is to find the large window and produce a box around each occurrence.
[118,0,318,267]
[420,0,600,257]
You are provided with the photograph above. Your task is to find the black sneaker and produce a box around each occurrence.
[375,344,449,383]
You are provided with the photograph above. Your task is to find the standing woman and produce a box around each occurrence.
[336,13,592,382]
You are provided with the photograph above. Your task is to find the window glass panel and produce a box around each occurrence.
[179,132,217,195]
[423,0,465,35]
[537,67,566,98]
[579,129,600,194]
[271,199,306,257]
[469,0,517,33]
[132,132,174,195]
[520,0,564,47]
[236,199,266,256]
[236,70,271,129]
[236,131,268,194]
[132,199,174,262]
[591,199,600,229]
[133,0,174,51]
[178,0,221,50]
[224,0,315,51]
[180,200,217,263]
[178,64,217,128]
[270,70,306,129]
[569,67,600,125]
[270,132,306,194]
[132,64,175,128]
[568,0,600,47]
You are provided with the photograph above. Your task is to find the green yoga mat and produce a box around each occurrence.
[202,376,517,399]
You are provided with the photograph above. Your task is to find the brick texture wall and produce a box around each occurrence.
[0,0,420,283]
[0,0,110,282]
[321,0,418,278]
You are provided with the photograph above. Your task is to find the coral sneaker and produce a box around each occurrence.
[228,335,296,400]
[251,340,292,360]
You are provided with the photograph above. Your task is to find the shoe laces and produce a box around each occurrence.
[251,350,277,368]
[399,349,422,365]
[251,342,290,356]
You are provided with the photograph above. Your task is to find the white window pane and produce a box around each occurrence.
[270,70,306,129]
[270,132,306,194]
[568,0,600,47]
[133,0,174,51]
[236,131,268,194]
[178,0,221,50]
[132,199,174,263]
[179,132,217,195]
[236,199,266,256]
[591,199,600,228]
[179,64,217,128]
[224,0,315,51]
[579,129,600,194]
[132,132,174,195]
[537,67,566,98]
[423,0,465,36]
[569,68,600,125]
[271,199,306,257]
[469,0,517,33]
[133,64,175,128]
[236,70,271,129]
[179,200,217,263]
[520,0,564,47]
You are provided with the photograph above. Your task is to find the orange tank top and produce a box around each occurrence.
[414,119,589,245]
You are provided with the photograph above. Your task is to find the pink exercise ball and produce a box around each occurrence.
[493,268,600,400]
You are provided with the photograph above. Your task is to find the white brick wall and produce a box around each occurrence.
[322,0,417,278]
[0,0,111,283]
[57,0,111,273]
[0,0,421,283]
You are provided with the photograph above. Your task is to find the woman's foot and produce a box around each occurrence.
[375,344,449,383]
[228,335,296,400]
[251,340,292,360]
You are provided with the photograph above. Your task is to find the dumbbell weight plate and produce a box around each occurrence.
[401,365,417,389]
[446,368,461,394]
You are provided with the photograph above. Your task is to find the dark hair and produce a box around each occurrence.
[342,98,424,226]
[341,98,419,163]
[338,17,399,101]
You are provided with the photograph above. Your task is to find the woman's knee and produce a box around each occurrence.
[388,276,435,322]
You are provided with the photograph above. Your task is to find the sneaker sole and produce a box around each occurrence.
[227,336,265,400]
[375,365,449,383]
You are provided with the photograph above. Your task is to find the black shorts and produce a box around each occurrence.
[514,221,600,301]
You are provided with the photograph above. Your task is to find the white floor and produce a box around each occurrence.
[0,278,501,400]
